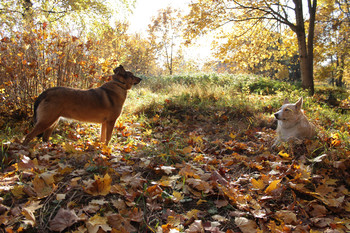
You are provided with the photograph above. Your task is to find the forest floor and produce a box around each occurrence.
[1,74,350,232]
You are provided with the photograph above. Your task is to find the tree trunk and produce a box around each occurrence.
[293,0,316,95]
[307,0,317,94]
[336,54,345,87]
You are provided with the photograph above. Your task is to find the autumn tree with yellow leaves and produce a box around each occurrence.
[148,7,184,75]
[184,0,317,94]
[314,0,349,87]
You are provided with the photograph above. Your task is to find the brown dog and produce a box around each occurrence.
[23,65,141,145]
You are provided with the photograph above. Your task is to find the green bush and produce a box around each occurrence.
[245,77,298,95]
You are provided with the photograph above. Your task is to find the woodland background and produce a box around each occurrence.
[0,0,350,232]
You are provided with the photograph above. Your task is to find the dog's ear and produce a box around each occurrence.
[283,98,290,104]
[113,65,126,76]
[295,97,303,110]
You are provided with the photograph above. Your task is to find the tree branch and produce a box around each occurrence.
[227,0,297,31]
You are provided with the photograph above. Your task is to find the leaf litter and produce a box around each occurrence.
[1,99,350,232]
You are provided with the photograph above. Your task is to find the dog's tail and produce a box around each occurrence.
[32,90,48,138]
[33,93,43,124]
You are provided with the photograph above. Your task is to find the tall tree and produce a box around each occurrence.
[314,0,349,86]
[185,0,317,95]
[148,7,183,75]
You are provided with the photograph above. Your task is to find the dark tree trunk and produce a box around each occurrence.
[293,0,316,95]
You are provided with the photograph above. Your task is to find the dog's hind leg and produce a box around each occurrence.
[23,118,59,145]
[42,119,59,142]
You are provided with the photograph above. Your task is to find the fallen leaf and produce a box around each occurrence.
[11,185,25,198]
[310,217,332,228]
[49,208,78,232]
[309,203,327,217]
[40,171,56,185]
[161,165,176,175]
[86,214,111,233]
[33,175,54,198]
[21,201,43,227]
[84,173,112,196]
[308,154,328,163]
[251,209,267,219]
[186,178,211,193]
[214,199,228,208]
[56,194,66,201]
[235,217,257,233]
[111,199,126,210]
[265,179,282,193]
[107,214,136,232]
[186,209,200,219]
[278,151,290,158]
[187,220,204,233]
[212,215,227,222]
[275,210,297,224]
[182,146,192,154]
[129,208,143,222]
[251,178,265,190]
[172,191,184,203]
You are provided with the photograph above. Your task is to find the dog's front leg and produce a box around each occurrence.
[101,122,107,143]
[105,120,116,145]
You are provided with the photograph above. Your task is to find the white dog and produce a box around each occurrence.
[274,97,316,145]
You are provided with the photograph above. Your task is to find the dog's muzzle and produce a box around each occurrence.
[134,77,142,85]
[274,113,280,120]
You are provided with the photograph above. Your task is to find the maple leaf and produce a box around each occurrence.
[186,209,201,219]
[110,184,127,195]
[158,175,181,187]
[17,156,37,171]
[147,184,163,198]
[86,214,111,233]
[22,208,36,227]
[11,185,25,198]
[129,208,143,222]
[251,178,265,190]
[182,146,193,154]
[33,175,54,198]
[49,208,78,232]
[120,173,146,188]
[84,173,112,196]
[186,178,212,193]
[265,179,282,193]
[39,171,56,185]
[179,165,198,178]
[111,199,126,210]
[172,191,184,203]
[107,214,137,232]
